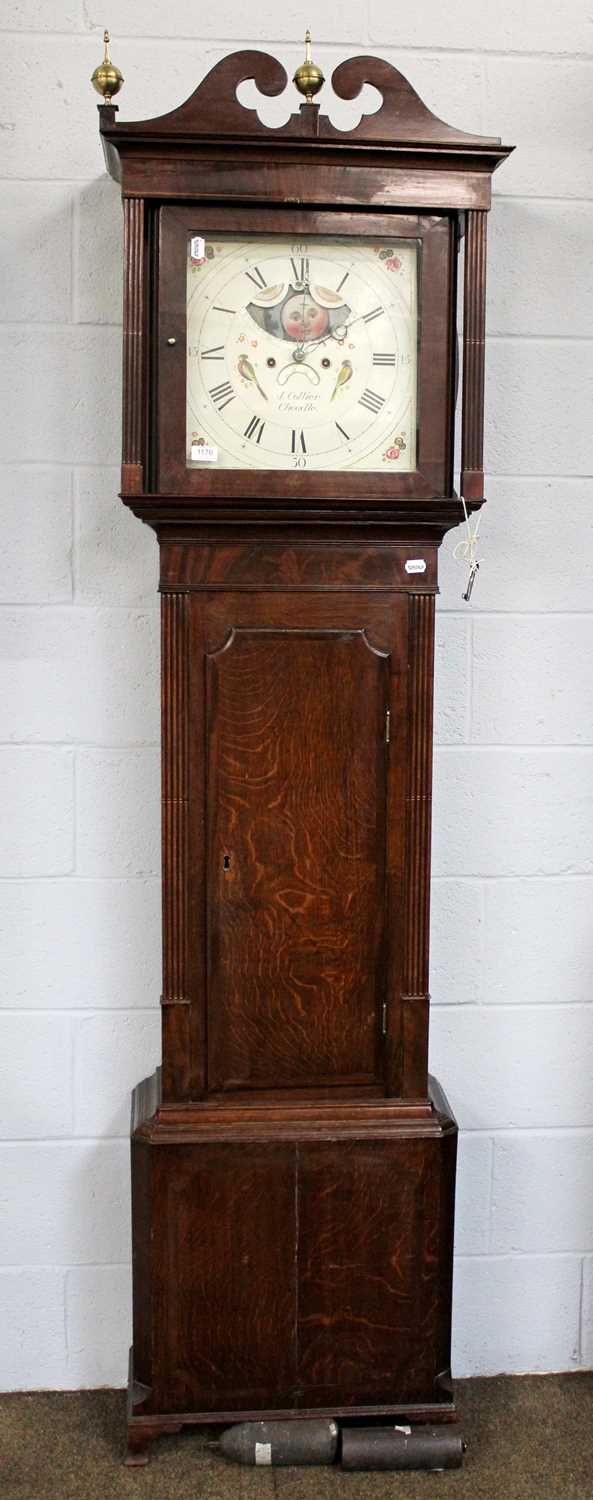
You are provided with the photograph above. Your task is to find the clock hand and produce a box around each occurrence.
[330,360,353,400]
[300,309,379,355]
[300,281,307,350]
[298,328,349,356]
[237,355,268,402]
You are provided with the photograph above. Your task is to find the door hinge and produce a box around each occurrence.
[385,708,391,745]
[381,1000,388,1035]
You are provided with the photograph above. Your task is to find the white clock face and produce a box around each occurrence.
[186,235,418,473]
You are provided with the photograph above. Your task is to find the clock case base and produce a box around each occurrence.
[127,1071,457,1464]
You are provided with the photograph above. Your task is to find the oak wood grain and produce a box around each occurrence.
[129,1077,458,1427]
[297,1137,442,1404]
[206,628,389,1091]
[152,1141,297,1412]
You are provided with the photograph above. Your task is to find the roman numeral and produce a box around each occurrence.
[200,345,225,361]
[359,388,385,415]
[212,305,235,315]
[362,306,384,325]
[372,352,396,366]
[291,429,307,454]
[335,422,350,442]
[290,255,309,285]
[244,415,265,444]
[245,265,267,290]
[336,272,349,294]
[209,380,235,410]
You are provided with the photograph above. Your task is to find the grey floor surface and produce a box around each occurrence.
[2,1375,592,1499]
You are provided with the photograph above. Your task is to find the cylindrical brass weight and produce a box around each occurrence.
[341,1426,466,1471]
[220,1418,339,1467]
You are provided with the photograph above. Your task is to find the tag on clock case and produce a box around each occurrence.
[190,236,205,262]
[191,443,218,462]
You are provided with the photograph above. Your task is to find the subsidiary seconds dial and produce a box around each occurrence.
[186,234,418,473]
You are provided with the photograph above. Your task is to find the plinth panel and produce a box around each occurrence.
[151,1141,297,1412]
[130,1079,457,1422]
[297,1137,443,1405]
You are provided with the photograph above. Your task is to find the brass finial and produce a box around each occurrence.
[91,30,124,104]
[293,29,324,103]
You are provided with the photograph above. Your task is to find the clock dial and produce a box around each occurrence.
[186,236,418,472]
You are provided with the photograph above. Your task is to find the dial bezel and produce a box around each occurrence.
[156,205,455,503]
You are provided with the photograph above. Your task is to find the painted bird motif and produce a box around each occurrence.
[330,359,353,401]
[238,355,268,401]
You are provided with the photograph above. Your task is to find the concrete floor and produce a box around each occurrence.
[2,1375,592,1499]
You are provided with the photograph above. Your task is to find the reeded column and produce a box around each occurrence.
[160,592,191,1098]
[122,197,144,495]
[402,593,435,1096]
[461,209,488,503]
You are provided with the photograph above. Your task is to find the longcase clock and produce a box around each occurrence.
[94,37,512,1465]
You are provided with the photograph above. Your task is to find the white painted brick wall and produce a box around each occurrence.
[582,1258,593,1365]
[1,1142,131,1265]
[452,1256,583,1377]
[75,748,160,876]
[1,2,592,1391]
[0,879,161,1008]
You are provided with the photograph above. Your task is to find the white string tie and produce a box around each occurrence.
[453,495,482,602]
